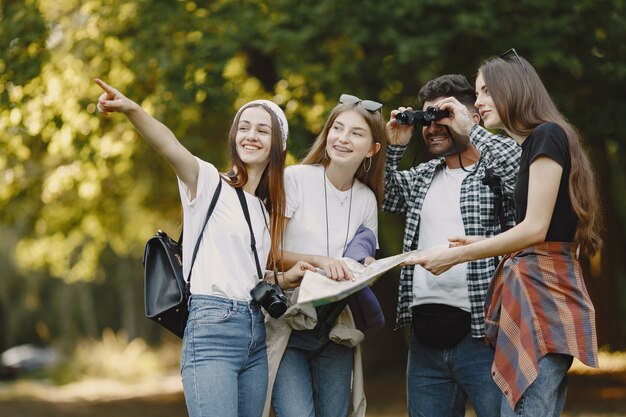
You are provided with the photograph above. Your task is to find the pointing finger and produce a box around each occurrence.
[94,78,116,97]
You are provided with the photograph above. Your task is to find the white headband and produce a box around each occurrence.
[236,100,288,151]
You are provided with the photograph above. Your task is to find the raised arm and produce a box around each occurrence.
[382,107,418,214]
[95,78,200,196]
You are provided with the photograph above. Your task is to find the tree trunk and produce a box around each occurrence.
[78,282,99,338]
[0,274,13,350]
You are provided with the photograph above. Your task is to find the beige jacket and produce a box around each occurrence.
[262,288,367,417]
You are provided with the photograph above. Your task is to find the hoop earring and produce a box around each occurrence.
[363,157,372,173]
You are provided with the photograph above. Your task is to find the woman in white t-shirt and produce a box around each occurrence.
[266,95,388,417]
[95,78,314,417]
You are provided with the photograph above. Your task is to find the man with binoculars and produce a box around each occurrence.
[382,74,521,417]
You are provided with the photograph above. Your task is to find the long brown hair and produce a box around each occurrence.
[479,55,602,255]
[301,102,388,207]
[226,103,287,269]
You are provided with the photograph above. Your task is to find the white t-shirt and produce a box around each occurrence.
[177,158,271,301]
[283,164,378,257]
[412,165,473,311]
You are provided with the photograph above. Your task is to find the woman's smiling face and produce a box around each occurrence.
[326,110,377,169]
[235,106,273,169]
[475,72,503,131]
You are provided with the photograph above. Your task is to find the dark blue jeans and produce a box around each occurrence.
[272,326,354,417]
[407,330,501,417]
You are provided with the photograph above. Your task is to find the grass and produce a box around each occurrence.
[0,332,625,415]
[0,329,181,401]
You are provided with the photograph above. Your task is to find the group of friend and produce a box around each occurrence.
[95,49,601,417]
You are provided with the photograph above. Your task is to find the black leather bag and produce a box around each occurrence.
[143,230,188,337]
[143,179,222,338]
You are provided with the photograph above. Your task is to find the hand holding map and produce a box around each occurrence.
[297,249,428,306]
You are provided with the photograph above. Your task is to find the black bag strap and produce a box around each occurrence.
[482,167,508,267]
[184,178,223,296]
[235,187,265,281]
[317,297,350,332]
[482,167,508,233]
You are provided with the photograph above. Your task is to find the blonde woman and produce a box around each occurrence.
[267,94,388,417]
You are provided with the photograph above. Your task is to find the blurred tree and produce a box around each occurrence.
[0,0,624,359]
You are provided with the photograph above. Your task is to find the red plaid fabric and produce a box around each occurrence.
[484,241,598,409]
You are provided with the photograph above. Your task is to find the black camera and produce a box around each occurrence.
[250,281,288,318]
[395,106,450,126]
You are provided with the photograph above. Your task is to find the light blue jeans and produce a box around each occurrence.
[500,353,573,417]
[271,327,354,417]
[181,295,268,417]
[407,330,501,417]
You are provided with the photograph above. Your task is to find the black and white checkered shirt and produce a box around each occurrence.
[383,125,521,338]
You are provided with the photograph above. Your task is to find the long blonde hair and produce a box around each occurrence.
[302,102,388,207]
[479,55,602,255]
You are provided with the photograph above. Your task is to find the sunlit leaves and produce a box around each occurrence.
[0,0,49,88]
[1,0,625,288]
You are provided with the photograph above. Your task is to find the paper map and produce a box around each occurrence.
[296,249,425,307]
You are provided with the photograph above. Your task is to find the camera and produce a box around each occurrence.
[250,281,288,318]
[395,106,450,126]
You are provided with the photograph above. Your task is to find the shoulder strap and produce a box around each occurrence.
[482,167,508,232]
[235,187,265,281]
[482,167,508,267]
[185,178,223,295]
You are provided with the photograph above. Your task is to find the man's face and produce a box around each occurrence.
[422,97,469,157]
[421,97,470,157]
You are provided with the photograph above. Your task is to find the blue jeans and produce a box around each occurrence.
[407,330,501,417]
[501,353,573,417]
[181,295,268,417]
[272,327,354,417]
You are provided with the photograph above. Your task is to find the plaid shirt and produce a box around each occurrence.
[485,242,598,408]
[383,125,521,337]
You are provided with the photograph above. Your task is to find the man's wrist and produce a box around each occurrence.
[468,123,481,137]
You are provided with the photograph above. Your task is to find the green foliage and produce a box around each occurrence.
[0,0,49,88]
[1,0,624,348]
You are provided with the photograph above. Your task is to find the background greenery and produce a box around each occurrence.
[1,0,625,378]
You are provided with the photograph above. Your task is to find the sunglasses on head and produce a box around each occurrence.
[499,48,526,70]
[339,94,383,112]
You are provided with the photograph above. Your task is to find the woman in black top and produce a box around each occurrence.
[409,51,602,417]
